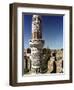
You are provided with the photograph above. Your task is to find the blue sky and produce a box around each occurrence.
[23,14,63,49]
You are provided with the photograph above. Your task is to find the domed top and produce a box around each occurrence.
[32,15,41,22]
[33,15,41,19]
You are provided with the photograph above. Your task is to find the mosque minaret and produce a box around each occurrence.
[29,15,44,73]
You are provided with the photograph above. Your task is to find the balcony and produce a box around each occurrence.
[29,39,44,48]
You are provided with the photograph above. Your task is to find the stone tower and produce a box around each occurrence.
[29,15,44,73]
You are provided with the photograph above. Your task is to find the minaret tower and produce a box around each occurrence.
[29,15,44,73]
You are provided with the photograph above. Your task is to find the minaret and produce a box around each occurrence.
[29,15,44,73]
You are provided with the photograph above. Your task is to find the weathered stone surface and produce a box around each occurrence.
[24,14,63,74]
[55,60,63,73]
[24,48,63,74]
[29,15,44,73]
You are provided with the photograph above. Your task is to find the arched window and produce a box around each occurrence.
[27,48,31,53]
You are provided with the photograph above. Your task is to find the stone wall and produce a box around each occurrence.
[47,49,63,73]
[24,48,63,74]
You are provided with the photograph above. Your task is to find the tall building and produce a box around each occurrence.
[29,15,44,73]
